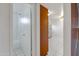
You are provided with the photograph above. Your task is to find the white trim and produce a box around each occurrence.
[63,3,71,56]
[9,4,13,55]
[35,3,40,56]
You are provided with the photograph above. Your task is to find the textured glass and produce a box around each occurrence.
[12,4,32,56]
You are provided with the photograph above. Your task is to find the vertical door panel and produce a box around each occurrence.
[71,3,78,56]
[40,5,48,56]
[71,3,78,28]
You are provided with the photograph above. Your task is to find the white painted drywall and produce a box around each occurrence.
[31,3,40,56]
[35,3,40,56]
[63,3,71,56]
[0,3,10,56]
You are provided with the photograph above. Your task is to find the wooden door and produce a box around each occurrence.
[40,5,48,56]
[71,3,78,28]
[71,3,78,56]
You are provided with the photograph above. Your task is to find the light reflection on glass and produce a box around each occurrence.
[20,17,30,24]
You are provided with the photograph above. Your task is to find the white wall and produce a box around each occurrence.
[63,3,71,56]
[31,3,40,56]
[35,3,40,56]
[0,4,10,56]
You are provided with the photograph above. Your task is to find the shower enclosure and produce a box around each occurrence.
[10,4,32,56]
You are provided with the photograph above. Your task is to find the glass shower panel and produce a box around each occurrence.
[13,4,32,56]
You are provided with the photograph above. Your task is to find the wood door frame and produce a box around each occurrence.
[40,4,48,56]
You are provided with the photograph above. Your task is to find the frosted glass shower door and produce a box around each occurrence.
[12,4,32,56]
